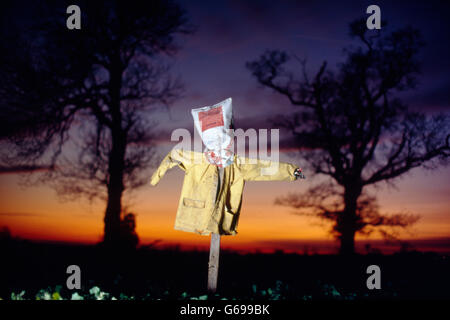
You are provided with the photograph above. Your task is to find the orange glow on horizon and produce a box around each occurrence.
[1,164,450,254]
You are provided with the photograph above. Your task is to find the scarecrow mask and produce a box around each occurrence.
[191,97,234,167]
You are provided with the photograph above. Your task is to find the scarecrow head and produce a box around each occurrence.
[191,97,234,167]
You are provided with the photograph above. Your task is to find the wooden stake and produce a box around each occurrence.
[207,233,220,293]
[208,167,223,293]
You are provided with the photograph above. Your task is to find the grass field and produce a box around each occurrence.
[1,238,449,300]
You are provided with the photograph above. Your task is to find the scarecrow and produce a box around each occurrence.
[150,97,305,292]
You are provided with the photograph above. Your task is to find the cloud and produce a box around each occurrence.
[0,212,48,217]
[405,83,450,112]
[0,164,53,175]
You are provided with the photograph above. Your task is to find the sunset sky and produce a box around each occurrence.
[1,0,449,254]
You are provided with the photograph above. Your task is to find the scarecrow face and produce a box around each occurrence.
[191,98,234,167]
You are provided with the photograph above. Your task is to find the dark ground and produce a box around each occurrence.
[1,237,449,300]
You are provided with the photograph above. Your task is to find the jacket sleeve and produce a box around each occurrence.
[150,148,189,186]
[237,157,299,181]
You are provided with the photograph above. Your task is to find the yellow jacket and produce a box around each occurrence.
[150,149,299,236]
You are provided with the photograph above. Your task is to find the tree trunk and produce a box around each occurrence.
[103,60,126,245]
[339,226,356,256]
[103,128,126,245]
[338,184,361,255]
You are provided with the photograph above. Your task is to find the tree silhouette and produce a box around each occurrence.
[118,213,139,250]
[0,0,193,245]
[246,19,450,255]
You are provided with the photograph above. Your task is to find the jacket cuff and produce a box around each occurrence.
[290,165,299,181]
[150,173,160,186]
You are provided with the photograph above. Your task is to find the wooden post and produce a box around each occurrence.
[207,233,220,293]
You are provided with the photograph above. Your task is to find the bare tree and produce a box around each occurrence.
[0,0,194,245]
[246,19,450,255]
